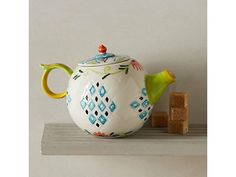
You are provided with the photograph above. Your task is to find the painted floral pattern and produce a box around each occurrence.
[93,132,109,137]
[91,130,134,138]
[77,59,143,80]
[131,60,143,71]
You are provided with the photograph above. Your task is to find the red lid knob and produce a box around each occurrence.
[98,44,107,54]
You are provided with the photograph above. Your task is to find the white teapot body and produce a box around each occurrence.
[66,60,152,137]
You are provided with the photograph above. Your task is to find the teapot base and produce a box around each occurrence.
[83,128,137,138]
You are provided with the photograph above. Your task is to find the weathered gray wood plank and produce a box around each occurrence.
[41,123,207,156]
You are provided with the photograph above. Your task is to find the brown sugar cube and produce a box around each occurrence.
[170,92,188,108]
[151,112,168,127]
[170,107,189,121]
[168,120,188,135]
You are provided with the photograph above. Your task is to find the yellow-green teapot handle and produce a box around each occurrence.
[40,63,73,99]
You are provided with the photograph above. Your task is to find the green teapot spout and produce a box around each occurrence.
[145,70,176,105]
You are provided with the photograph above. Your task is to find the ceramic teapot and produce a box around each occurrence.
[40,44,175,138]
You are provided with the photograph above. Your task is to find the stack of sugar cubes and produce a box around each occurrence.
[168,92,189,135]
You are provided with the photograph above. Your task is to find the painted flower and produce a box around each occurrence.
[93,132,108,137]
[131,60,143,71]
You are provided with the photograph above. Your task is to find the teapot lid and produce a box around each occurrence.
[78,44,130,67]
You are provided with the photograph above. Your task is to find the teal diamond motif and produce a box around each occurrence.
[139,111,147,119]
[98,101,106,112]
[142,88,147,96]
[88,101,95,111]
[88,114,96,124]
[98,115,107,125]
[89,85,96,95]
[80,98,87,109]
[130,101,140,109]
[109,101,116,112]
[142,100,149,108]
[66,94,72,105]
[99,86,106,97]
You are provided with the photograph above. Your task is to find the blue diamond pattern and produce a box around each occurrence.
[139,111,147,119]
[80,83,118,126]
[66,94,72,104]
[98,115,107,125]
[109,101,116,112]
[88,101,95,111]
[142,100,149,108]
[99,86,106,97]
[89,85,96,95]
[88,114,96,124]
[129,88,153,121]
[98,101,106,112]
[130,101,140,109]
[80,98,87,109]
[142,88,147,96]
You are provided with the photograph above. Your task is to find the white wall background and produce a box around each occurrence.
[30,0,207,176]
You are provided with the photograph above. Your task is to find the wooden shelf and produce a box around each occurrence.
[41,123,207,156]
